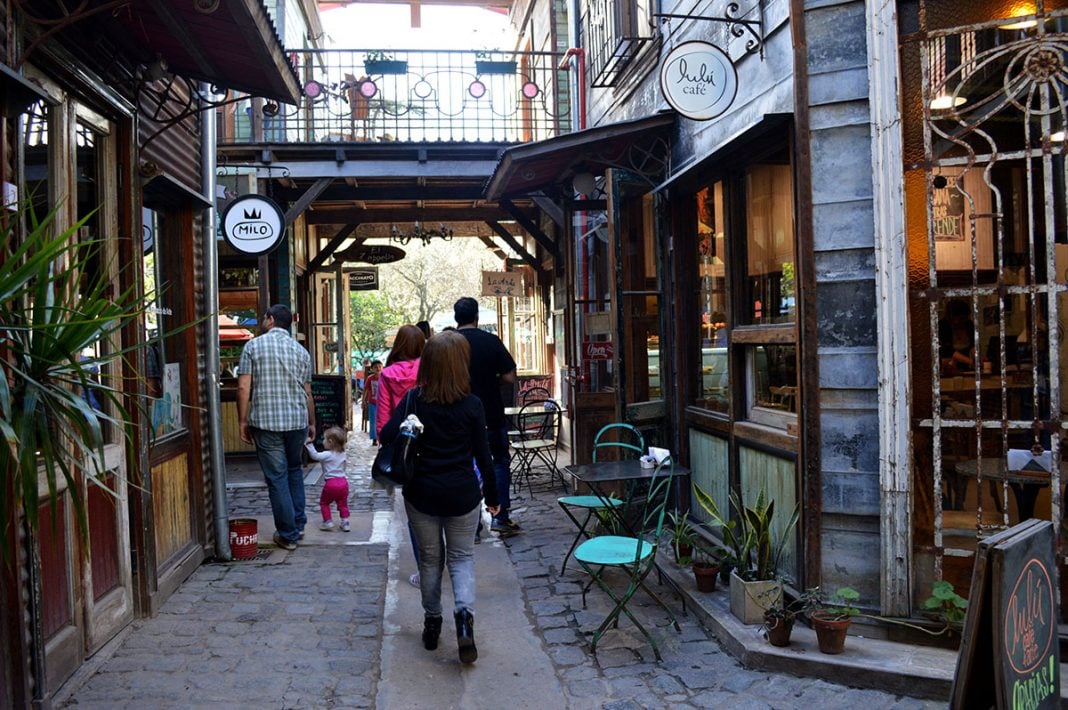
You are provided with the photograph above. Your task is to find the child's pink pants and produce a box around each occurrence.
[319,477,349,521]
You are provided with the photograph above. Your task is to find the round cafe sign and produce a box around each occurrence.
[220,194,286,256]
[659,41,738,121]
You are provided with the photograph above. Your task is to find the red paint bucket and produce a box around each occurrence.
[229,518,258,560]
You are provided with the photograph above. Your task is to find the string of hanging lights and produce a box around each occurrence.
[389,222,454,246]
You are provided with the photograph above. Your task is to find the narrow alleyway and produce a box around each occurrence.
[54,411,943,709]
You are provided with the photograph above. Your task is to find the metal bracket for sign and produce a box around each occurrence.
[653,2,765,59]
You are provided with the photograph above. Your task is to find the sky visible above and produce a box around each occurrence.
[320,3,515,51]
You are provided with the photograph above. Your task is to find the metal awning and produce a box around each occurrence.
[484,112,675,201]
[112,0,301,105]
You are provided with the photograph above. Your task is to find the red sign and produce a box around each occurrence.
[583,340,613,360]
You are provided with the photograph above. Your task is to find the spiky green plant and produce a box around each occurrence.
[693,484,799,582]
[0,204,148,552]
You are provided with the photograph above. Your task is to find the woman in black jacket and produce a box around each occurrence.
[380,330,500,664]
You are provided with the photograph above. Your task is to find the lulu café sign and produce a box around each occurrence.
[659,41,738,121]
[220,194,286,256]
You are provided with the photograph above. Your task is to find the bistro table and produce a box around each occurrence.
[954,458,1054,521]
[562,458,691,609]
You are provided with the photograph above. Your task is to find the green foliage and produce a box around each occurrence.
[349,291,403,361]
[693,484,798,582]
[922,580,968,624]
[805,586,861,621]
[0,204,149,548]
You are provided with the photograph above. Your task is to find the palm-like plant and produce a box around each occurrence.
[693,484,799,582]
[0,205,146,547]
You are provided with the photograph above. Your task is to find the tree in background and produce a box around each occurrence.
[350,290,403,361]
[378,238,497,325]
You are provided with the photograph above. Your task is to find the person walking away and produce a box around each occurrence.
[237,304,315,551]
[380,331,500,664]
[364,360,382,444]
[305,426,350,532]
[357,358,370,432]
[453,297,519,536]
[376,325,427,586]
[416,320,433,340]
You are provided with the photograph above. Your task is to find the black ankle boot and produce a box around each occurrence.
[454,609,477,663]
[422,614,442,650]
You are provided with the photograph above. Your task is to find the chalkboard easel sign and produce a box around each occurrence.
[951,518,1060,709]
[311,375,347,447]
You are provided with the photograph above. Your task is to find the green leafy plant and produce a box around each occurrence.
[666,509,696,560]
[921,580,968,625]
[693,484,798,582]
[807,586,861,621]
[0,204,152,550]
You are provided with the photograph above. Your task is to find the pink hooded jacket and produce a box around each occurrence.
[375,357,420,438]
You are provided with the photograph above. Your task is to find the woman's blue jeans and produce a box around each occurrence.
[405,500,480,617]
[251,426,308,542]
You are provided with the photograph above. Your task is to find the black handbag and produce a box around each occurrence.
[371,390,420,487]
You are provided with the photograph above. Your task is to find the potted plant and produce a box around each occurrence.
[666,510,695,564]
[694,484,799,624]
[807,586,860,654]
[690,547,720,592]
[474,52,517,75]
[364,51,408,75]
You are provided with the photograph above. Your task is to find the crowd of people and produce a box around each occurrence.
[237,297,518,665]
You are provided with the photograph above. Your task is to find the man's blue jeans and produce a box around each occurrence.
[251,426,308,542]
[405,501,480,616]
[487,426,511,517]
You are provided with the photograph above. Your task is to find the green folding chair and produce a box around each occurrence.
[557,423,644,574]
[573,457,680,661]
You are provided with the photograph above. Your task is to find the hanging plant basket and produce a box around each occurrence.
[476,60,517,75]
[365,60,408,75]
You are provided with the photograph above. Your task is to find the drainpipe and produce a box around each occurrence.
[557,48,586,131]
[201,83,231,560]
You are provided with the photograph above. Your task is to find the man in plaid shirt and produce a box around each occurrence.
[237,304,316,550]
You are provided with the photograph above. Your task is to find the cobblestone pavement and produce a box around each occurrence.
[55,414,945,709]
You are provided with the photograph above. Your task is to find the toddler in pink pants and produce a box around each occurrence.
[305,427,350,532]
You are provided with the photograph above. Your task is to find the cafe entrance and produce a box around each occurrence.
[903,3,1068,608]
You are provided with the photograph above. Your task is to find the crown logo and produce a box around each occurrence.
[243,208,261,219]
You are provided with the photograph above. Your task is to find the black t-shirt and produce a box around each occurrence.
[380,391,499,517]
[457,327,516,430]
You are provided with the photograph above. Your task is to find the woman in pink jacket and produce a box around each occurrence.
[375,324,426,440]
[377,324,427,586]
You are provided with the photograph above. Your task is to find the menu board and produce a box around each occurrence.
[951,518,1060,709]
[311,375,347,446]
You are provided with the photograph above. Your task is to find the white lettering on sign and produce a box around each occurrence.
[659,41,738,121]
[583,340,614,361]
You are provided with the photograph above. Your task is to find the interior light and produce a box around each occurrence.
[572,172,596,196]
[1002,3,1039,29]
[930,94,966,110]
[1051,130,1066,143]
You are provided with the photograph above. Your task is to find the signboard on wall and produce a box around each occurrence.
[219,194,286,255]
[659,41,738,121]
[482,271,523,297]
[338,244,405,265]
[951,519,1060,709]
[348,268,379,291]
[310,375,347,447]
[583,340,613,361]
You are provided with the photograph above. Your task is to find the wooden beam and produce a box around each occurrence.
[283,177,333,226]
[486,221,539,270]
[532,195,564,228]
[307,223,359,272]
[500,198,558,259]
[478,235,508,260]
[305,206,529,225]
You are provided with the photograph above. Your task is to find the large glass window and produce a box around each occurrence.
[745,163,795,325]
[623,194,660,404]
[142,208,183,440]
[696,182,729,412]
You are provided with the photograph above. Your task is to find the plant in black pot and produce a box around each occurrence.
[807,586,860,654]
[761,588,816,647]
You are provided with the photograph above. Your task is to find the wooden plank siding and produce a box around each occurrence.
[688,429,729,526]
[151,453,193,567]
[87,475,121,602]
[739,446,799,585]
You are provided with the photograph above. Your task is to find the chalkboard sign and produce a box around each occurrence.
[952,518,1060,709]
[517,375,553,401]
[311,375,347,446]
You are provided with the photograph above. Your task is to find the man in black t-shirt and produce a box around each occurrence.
[454,297,520,534]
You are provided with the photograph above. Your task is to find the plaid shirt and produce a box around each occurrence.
[239,327,312,432]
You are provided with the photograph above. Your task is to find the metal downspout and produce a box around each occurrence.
[202,83,231,560]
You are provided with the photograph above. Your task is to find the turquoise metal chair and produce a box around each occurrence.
[557,423,644,574]
[573,457,680,661]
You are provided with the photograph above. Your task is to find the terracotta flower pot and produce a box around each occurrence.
[810,611,851,654]
[764,613,795,647]
[675,541,693,563]
[692,562,719,592]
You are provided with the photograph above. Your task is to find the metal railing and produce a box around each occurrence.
[218,49,573,144]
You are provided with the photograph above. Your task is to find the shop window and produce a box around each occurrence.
[584,0,655,87]
[623,194,660,404]
[691,148,797,429]
[696,182,729,412]
[142,208,184,440]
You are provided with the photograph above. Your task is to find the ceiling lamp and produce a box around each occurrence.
[390,222,454,246]
[930,93,966,110]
